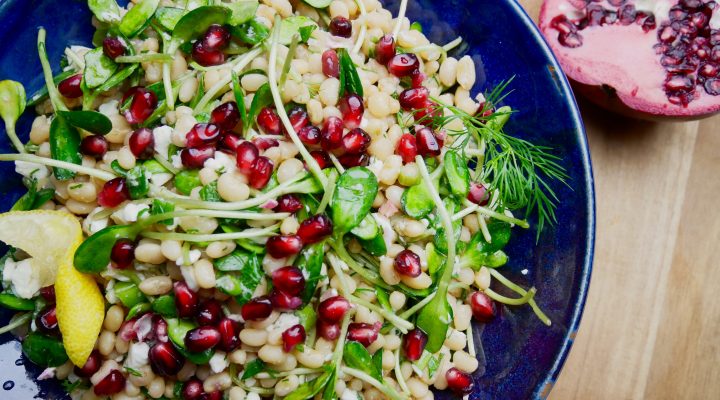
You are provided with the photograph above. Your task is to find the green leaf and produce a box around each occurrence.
[426,242,446,277]
[11,179,38,212]
[49,114,82,180]
[57,110,112,135]
[174,170,202,195]
[410,21,423,32]
[154,7,185,32]
[299,25,317,43]
[401,182,434,219]
[278,16,318,45]
[223,0,258,26]
[434,198,462,254]
[444,151,470,198]
[375,287,392,313]
[458,222,511,269]
[284,368,334,400]
[247,82,273,132]
[350,214,378,240]
[0,80,26,152]
[416,294,453,353]
[343,341,382,382]
[74,225,140,273]
[230,18,270,46]
[126,302,151,320]
[214,249,263,305]
[83,47,118,89]
[302,0,332,7]
[119,0,161,38]
[171,6,230,49]
[126,166,150,199]
[295,303,317,331]
[241,358,268,379]
[294,242,324,304]
[0,293,35,311]
[331,167,378,235]
[150,199,175,225]
[231,72,248,129]
[166,318,194,349]
[199,181,221,202]
[152,294,177,317]
[372,349,384,380]
[338,49,363,97]
[22,333,69,367]
[88,0,122,23]
[115,281,147,308]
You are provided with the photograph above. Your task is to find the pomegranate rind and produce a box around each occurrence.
[539,0,720,120]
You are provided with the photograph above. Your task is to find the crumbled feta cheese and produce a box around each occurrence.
[112,203,150,224]
[105,280,118,304]
[171,153,184,169]
[15,160,49,184]
[204,151,236,174]
[125,342,150,369]
[2,258,40,299]
[176,249,201,266]
[181,265,199,291]
[82,207,109,235]
[152,125,173,159]
[521,269,528,275]
[209,351,228,374]
[266,313,300,334]
[98,100,119,116]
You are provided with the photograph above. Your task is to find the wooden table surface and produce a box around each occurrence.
[517,2,720,399]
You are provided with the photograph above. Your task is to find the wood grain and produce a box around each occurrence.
[517,1,720,399]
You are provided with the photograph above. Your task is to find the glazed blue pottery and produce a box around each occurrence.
[0,0,595,399]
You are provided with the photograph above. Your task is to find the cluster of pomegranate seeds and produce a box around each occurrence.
[316,296,351,340]
[322,49,340,77]
[192,24,231,66]
[282,324,306,352]
[446,367,475,396]
[346,322,382,347]
[467,182,490,206]
[257,107,282,134]
[241,296,273,321]
[329,16,353,37]
[266,235,303,258]
[551,0,720,105]
[184,326,222,352]
[93,370,126,396]
[469,291,497,322]
[98,177,130,208]
[403,328,428,361]
[74,351,101,378]
[129,127,155,159]
[394,249,422,277]
[149,342,185,376]
[174,282,199,319]
[80,135,108,158]
[35,305,58,333]
[110,239,136,269]
[297,214,333,244]
[58,74,83,98]
[123,87,158,125]
[102,36,126,60]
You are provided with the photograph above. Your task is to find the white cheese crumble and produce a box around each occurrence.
[209,351,229,374]
[112,203,150,224]
[14,161,49,186]
[125,342,150,369]
[265,313,300,335]
[2,258,40,299]
[152,125,173,159]
[98,100,119,116]
[171,153,184,169]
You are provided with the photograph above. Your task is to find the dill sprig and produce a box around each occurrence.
[421,81,569,237]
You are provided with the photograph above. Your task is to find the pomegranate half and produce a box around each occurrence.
[539,0,720,119]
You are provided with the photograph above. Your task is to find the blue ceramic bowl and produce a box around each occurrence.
[0,0,595,399]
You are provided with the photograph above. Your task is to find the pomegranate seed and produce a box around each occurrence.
[174,282,199,319]
[241,296,273,320]
[403,328,428,361]
[297,214,333,244]
[58,74,83,98]
[129,127,155,159]
[235,141,260,174]
[282,324,306,352]
[387,53,419,77]
[338,152,369,168]
[394,250,422,277]
[269,290,303,310]
[80,135,108,158]
[210,102,241,132]
[267,235,303,258]
[318,296,351,323]
[272,266,306,296]
[346,322,382,347]
[93,370,126,396]
[310,150,332,169]
[98,178,130,208]
[298,125,322,146]
[253,137,279,151]
[415,127,441,157]
[181,145,215,169]
[110,239,135,269]
[217,318,240,352]
[219,133,243,152]
[102,37,126,60]
[399,87,429,111]
[196,300,223,326]
[192,41,225,66]
[322,49,340,78]
[184,326,221,353]
[249,156,274,189]
[317,319,340,340]
[446,367,475,396]
[202,25,231,51]
[257,107,281,135]
[411,69,426,88]
[39,286,55,303]
[375,35,396,64]
[467,183,489,206]
[124,87,158,125]
[288,106,309,133]
[275,194,303,213]
[186,123,221,148]
[200,392,222,400]
[321,116,344,151]
[149,342,185,376]
[342,128,371,154]
[396,134,418,163]
[339,94,365,129]
[35,305,58,333]
[74,350,101,377]
[329,16,353,37]
[182,378,204,400]
[469,291,496,323]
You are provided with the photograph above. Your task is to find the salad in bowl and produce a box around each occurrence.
[0,0,568,399]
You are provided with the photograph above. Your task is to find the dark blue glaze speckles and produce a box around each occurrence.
[0,0,594,399]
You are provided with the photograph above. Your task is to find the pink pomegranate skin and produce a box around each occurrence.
[539,0,720,120]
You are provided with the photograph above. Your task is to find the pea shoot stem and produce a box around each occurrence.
[194,47,263,113]
[0,153,116,181]
[349,294,413,333]
[341,367,409,400]
[484,287,536,306]
[0,312,31,334]
[141,224,279,242]
[352,0,368,55]
[392,0,409,39]
[488,268,551,326]
[37,29,68,113]
[453,199,530,229]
